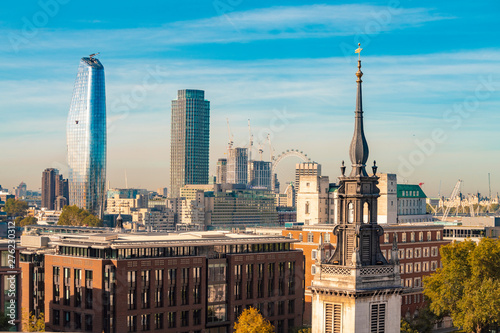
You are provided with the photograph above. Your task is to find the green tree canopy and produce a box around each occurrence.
[15,216,38,227]
[234,307,274,333]
[58,205,103,227]
[3,198,28,218]
[424,238,500,333]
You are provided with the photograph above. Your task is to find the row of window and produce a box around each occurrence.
[400,261,439,275]
[383,231,441,243]
[127,309,202,332]
[52,310,92,331]
[381,246,439,260]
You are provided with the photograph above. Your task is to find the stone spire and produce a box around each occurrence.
[349,43,369,177]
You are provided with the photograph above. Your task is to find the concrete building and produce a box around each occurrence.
[377,173,398,224]
[296,171,330,225]
[131,207,176,232]
[216,158,227,184]
[226,148,248,185]
[295,162,321,199]
[170,89,210,198]
[179,190,206,228]
[20,231,304,333]
[107,189,148,215]
[14,181,27,199]
[180,184,214,201]
[397,184,433,223]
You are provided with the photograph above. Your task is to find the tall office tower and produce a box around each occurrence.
[67,55,107,218]
[248,160,272,190]
[14,182,27,199]
[42,168,59,210]
[226,147,248,185]
[170,89,210,198]
[216,158,227,184]
[311,46,401,333]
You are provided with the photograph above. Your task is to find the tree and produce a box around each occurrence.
[400,303,441,333]
[22,310,45,332]
[234,307,274,333]
[58,205,102,227]
[15,216,37,227]
[424,238,500,333]
[401,319,419,333]
[0,312,12,331]
[3,198,28,218]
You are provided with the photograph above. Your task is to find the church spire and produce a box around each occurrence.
[349,43,369,177]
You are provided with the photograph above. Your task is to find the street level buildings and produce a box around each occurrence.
[20,231,304,333]
[67,56,107,218]
[170,89,210,198]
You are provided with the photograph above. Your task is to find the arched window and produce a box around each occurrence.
[348,202,354,223]
[305,202,310,214]
[363,202,369,223]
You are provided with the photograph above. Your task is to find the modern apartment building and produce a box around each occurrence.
[226,148,248,185]
[20,231,304,333]
[170,89,210,198]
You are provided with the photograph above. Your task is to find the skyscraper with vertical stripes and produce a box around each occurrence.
[170,89,210,198]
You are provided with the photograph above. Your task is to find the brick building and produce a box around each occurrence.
[282,223,450,324]
[20,231,304,333]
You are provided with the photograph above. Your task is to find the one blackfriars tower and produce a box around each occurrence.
[170,89,210,198]
[66,54,107,218]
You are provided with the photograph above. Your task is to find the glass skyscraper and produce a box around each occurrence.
[66,56,106,218]
[170,89,210,198]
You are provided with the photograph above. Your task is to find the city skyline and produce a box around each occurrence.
[0,1,499,197]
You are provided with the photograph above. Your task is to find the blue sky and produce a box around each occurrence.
[0,0,499,197]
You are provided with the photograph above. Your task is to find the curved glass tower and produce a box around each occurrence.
[67,56,106,218]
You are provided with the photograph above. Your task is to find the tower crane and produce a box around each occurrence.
[267,134,275,162]
[226,118,234,149]
[442,180,462,221]
[248,119,253,162]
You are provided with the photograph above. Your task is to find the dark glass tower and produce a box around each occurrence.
[66,55,106,218]
[170,89,210,197]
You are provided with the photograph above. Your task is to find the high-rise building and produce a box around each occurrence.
[66,55,107,218]
[42,169,59,210]
[170,89,210,198]
[248,160,272,190]
[216,158,227,184]
[226,147,248,185]
[14,182,27,199]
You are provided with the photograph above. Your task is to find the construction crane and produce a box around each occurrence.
[267,134,275,162]
[257,142,264,161]
[226,118,234,149]
[248,119,253,162]
[442,180,462,221]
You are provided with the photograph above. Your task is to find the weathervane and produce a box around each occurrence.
[355,43,363,60]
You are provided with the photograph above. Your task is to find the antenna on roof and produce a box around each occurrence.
[89,52,100,59]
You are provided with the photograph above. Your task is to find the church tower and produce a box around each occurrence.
[311,44,402,333]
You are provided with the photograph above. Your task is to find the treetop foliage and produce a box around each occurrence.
[234,307,274,333]
[424,238,500,333]
[58,205,102,227]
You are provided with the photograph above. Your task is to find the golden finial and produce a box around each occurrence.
[355,43,363,82]
[355,43,363,60]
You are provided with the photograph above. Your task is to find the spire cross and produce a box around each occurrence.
[355,43,363,60]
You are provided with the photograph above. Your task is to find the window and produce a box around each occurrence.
[419,232,424,241]
[278,301,285,315]
[423,247,430,257]
[402,233,407,242]
[414,248,422,258]
[85,314,93,332]
[52,309,59,325]
[141,314,150,331]
[348,202,354,223]
[324,233,330,243]
[400,264,404,274]
[370,303,386,333]
[307,233,314,243]
[431,261,438,271]
[406,263,413,274]
[414,262,421,273]
[288,299,295,314]
[154,313,163,330]
[437,231,441,241]
[193,309,201,326]
[181,310,189,327]
[405,279,413,287]
[127,315,137,332]
[411,232,415,242]
[384,233,389,243]
[423,261,429,272]
[193,284,201,304]
[414,278,421,287]
[431,246,438,257]
[311,265,317,275]
[398,249,404,260]
[168,312,176,328]
[298,234,303,242]
[325,303,341,333]
[305,202,310,214]
[406,248,413,259]
[312,250,318,260]
[128,290,136,310]
[427,232,432,241]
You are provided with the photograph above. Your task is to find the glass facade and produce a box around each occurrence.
[67,57,106,218]
[171,90,210,198]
